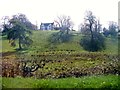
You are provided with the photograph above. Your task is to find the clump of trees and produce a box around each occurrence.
[49,31,72,44]
[54,15,74,34]
[49,15,74,44]
[103,21,118,38]
[2,14,37,33]
[79,11,105,52]
[2,13,33,50]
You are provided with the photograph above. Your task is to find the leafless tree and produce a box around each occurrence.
[80,11,103,35]
[79,11,105,51]
[1,16,10,32]
[54,15,74,34]
[20,60,45,77]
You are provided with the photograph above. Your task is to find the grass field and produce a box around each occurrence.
[2,75,119,88]
[0,30,118,54]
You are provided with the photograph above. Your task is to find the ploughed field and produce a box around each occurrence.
[1,50,119,79]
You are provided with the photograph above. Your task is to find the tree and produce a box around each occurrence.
[0,24,3,32]
[11,13,37,30]
[80,11,105,52]
[2,13,37,35]
[54,15,74,34]
[49,15,74,44]
[108,21,118,37]
[79,23,86,34]
[21,61,45,77]
[1,16,10,35]
[3,14,33,50]
[103,27,109,37]
[48,31,72,44]
[103,22,118,38]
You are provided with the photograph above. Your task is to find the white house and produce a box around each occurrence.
[40,22,54,30]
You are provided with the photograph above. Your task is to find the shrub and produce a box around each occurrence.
[80,32,105,52]
[48,31,72,44]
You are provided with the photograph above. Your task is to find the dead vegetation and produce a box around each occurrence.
[1,51,119,78]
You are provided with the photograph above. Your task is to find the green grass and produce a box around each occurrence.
[102,37,118,54]
[2,75,119,88]
[0,35,18,53]
[0,77,2,89]
[0,30,118,54]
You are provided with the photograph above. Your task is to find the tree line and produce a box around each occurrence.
[50,11,119,52]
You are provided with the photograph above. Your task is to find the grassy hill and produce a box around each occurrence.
[1,30,118,54]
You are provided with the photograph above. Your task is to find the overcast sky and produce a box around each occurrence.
[0,0,119,30]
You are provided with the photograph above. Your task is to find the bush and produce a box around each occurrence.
[80,32,105,52]
[49,31,72,44]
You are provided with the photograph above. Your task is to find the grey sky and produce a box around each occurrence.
[0,0,119,30]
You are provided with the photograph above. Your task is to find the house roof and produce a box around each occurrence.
[41,23,54,26]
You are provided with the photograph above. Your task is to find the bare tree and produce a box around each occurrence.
[54,15,74,34]
[108,21,118,37]
[12,13,37,30]
[94,19,102,33]
[1,16,10,25]
[80,11,105,51]
[103,21,118,37]
[20,60,45,77]
[1,16,10,33]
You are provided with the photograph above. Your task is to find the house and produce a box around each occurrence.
[40,22,54,30]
